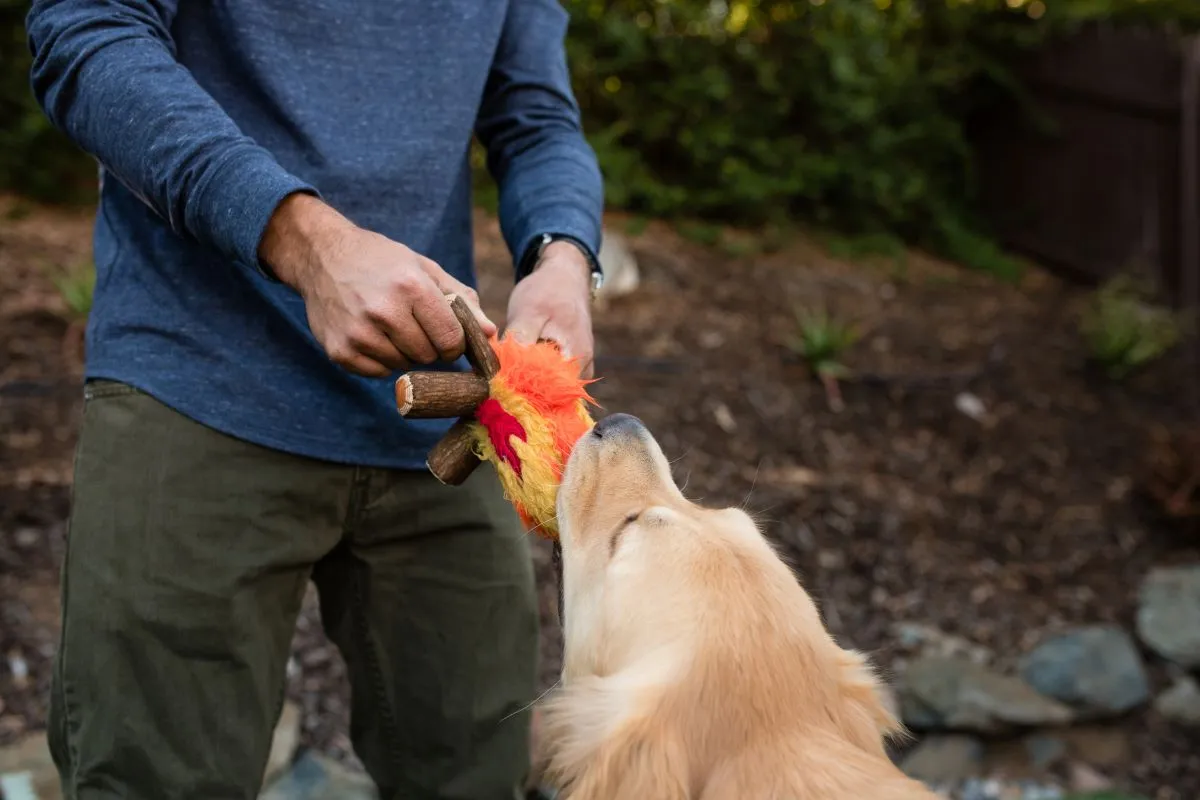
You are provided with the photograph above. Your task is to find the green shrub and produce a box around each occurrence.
[0,0,95,203]
[1080,274,1184,380]
[558,0,1047,272]
[4,0,1200,266]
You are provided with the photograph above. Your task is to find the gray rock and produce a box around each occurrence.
[957,778,1065,800]
[1058,725,1132,771]
[1137,565,1200,668]
[898,690,945,731]
[262,701,302,789]
[1013,782,1065,800]
[899,657,1073,734]
[891,622,992,664]
[0,733,60,800]
[594,229,640,308]
[958,778,1002,800]
[258,751,377,800]
[1067,762,1114,793]
[900,735,985,786]
[1023,734,1068,770]
[1154,675,1200,725]
[1018,625,1150,716]
[0,772,39,800]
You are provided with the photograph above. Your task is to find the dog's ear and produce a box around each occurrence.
[564,724,690,800]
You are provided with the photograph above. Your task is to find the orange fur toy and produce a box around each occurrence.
[393,295,596,540]
[468,336,596,537]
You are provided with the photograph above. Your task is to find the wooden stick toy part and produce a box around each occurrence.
[393,294,499,485]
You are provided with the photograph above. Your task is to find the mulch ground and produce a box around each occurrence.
[1,195,1198,796]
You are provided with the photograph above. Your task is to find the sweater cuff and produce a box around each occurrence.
[507,207,603,281]
[191,148,319,277]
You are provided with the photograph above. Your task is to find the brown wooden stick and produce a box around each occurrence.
[396,371,489,418]
[396,294,503,484]
[427,418,481,485]
[448,294,500,380]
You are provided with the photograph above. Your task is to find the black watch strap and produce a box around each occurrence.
[516,232,604,296]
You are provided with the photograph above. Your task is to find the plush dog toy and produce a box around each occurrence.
[394,295,595,539]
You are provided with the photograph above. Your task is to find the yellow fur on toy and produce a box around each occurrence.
[467,335,595,539]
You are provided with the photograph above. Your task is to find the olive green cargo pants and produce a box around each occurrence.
[48,380,538,799]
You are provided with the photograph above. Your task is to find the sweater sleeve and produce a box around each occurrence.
[473,0,605,275]
[26,0,316,272]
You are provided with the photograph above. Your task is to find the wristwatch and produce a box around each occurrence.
[517,232,605,301]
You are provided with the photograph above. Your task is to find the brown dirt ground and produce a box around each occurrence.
[1,195,1198,796]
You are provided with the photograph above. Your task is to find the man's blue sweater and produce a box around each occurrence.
[26,0,604,468]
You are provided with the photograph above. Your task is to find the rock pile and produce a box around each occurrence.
[894,564,1200,799]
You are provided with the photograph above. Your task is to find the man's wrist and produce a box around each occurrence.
[533,243,596,304]
[258,192,351,292]
[518,233,603,299]
[535,241,592,278]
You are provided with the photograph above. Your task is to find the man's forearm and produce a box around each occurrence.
[257,193,356,293]
[487,133,605,279]
[26,0,314,272]
[474,0,604,276]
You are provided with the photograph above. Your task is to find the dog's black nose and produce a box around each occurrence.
[592,412,644,439]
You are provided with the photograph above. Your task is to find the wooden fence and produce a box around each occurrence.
[973,23,1200,315]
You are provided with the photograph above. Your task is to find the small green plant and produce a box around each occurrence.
[935,213,1025,283]
[50,260,96,319]
[789,306,860,411]
[823,231,908,264]
[678,221,722,247]
[1080,274,1182,380]
[622,215,650,237]
[4,198,34,221]
[718,233,761,259]
[758,224,793,255]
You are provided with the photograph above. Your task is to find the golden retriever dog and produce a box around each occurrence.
[533,413,938,799]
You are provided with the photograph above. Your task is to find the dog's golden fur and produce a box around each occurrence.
[535,413,938,799]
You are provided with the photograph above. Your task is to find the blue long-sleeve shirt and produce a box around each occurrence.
[26,0,604,468]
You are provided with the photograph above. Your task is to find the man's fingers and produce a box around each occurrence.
[540,324,594,378]
[325,324,411,375]
[339,321,414,372]
[382,309,443,365]
[572,342,595,379]
[504,314,548,346]
[334,351,394,378]
[451,290,497,338]
[411,288,468,362]
[419,260,497,337]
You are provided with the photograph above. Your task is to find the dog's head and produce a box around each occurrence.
[563,413,759,588]
[555,413,780,679]
[559,411,759,565]
[560,413,680,527]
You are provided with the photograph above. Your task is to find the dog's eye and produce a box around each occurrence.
[624,512,640,525]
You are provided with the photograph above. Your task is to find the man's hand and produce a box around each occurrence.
[505,241,595,378]
[259,193,496,377]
